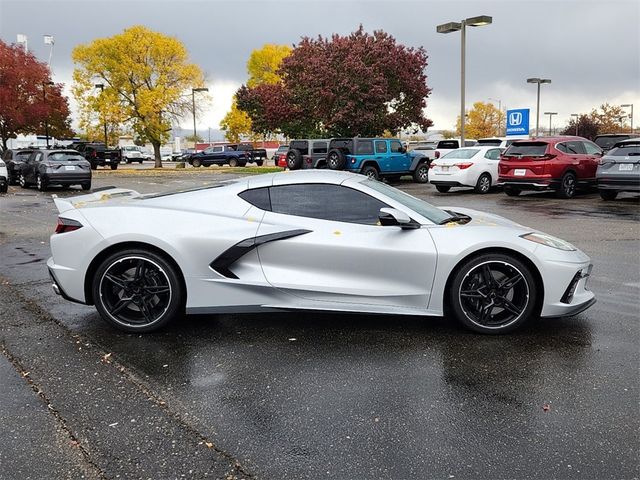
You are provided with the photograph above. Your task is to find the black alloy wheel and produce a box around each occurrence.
[93,250,183,332]
[557,172,577,199]
[475,173,491,194]
[449,254,537,334]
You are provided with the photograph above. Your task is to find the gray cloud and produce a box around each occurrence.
[1,0,638,133]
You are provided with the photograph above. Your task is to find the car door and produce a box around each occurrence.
[582,141,603,180]
[484,148,503,184]
[558,140,588,179]
[255,181,437,310]
[389,140,410,172]
[24,152,43,182]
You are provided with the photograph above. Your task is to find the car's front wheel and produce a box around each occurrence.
[36,174,47,192]
[599,189,618,200]
[92,249,184,333]
[448,253,538,334]
[192,159,201,168]
[229,158,238,168]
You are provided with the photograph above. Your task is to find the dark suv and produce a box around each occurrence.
[19,149,92,191]
[285,139,331,169]
[1,148,38,185]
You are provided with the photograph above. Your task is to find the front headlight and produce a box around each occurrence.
[520,232,576,251]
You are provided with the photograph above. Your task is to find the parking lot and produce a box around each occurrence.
[0,169,638,479]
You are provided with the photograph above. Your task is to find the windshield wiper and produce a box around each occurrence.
[438,210,471,225]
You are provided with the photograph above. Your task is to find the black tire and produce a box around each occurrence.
[192,159,201,168]
[229,158,238,168]
[126,159,131,164]
[138,160,143,164]
[326,149,346,170]
[435,185,451,193]
[19,173,28,188]
[361,164,379,180]
[448,253,538,334]
[36,174,47,192]
[81,182,91,191]
[504,187,521,197]
[256,160,264,167]
[413,163,429,183]
[91,164,97,170]
[286,149,303,170]
[0,182,7,193]
[92,249,184,333]
[110,163,118,170]
[557,172,577,199]
[9,170,18,185]
[599,189,618,200]
[475,173,491,194]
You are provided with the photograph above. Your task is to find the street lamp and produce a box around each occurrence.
[16,34,28,52]
[437,15,493,145]
[526,78,551,137]
[621,104,634,133]
[43,81,55,148]
[570,113,579,136]
[488,97,502,136]
[544,112,557,136]
[191,87,209,148]
[43,35,54,68]
[94,83,109,146]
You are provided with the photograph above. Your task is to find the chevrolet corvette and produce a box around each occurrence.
[47,170,595,334]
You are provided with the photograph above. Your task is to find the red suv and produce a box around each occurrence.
[498,136,603,198]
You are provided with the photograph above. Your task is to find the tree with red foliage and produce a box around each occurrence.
[560,114,600,140]
[237,26,433,138]
[0,40,72,149]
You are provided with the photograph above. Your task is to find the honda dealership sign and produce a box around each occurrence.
[506,108,530,136]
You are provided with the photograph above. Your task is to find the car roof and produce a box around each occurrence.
[595,133,639,138]
[451,145,501,151]
[243,169,364,188]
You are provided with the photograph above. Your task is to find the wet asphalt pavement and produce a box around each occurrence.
[0,169,638,479]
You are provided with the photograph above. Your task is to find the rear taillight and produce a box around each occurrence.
[55,217,83,234]
[454,162,474,169]
[435,151,440,159]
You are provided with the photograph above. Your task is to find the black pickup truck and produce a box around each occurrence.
[69,142,122,170]
[230,143,267,166]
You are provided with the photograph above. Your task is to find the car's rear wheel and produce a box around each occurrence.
[286,149,302,170]
[256,160,264,167]
[599,189,618,200]
[435,185,451,193]
[19,173,27,188]
[192,159,201,168]
[229,158,238,168]
[110,163,118,170]
[36,174,47,192]
[81,182,91,191]
[557,172,577,198]
[92,249,184,333]
[326,149,346,170]
[504,186,521,197]
[475,173,491,194]
[448,253,538,334]
[0,182,7,193]
[361,165,379,180]
[413,163,429,183]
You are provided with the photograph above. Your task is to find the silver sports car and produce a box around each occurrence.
[47,170,595,334]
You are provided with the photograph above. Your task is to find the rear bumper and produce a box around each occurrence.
[430,180,465,187]
[498,178,557,190]
[48,261,86,304]
[43,173,91,185]
[597,176,640,192]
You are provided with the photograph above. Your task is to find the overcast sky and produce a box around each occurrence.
[1,0,638,139]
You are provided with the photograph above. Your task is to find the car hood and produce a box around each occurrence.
[440,207,528,230]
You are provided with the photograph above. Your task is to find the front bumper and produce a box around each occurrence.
[539,258,595,318]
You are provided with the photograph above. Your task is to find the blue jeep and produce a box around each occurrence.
[325,137,429,183]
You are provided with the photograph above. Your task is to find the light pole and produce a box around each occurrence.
[43,35,54,68]
[437,15,493,145]
[16,34,28,52]
[192,87,209,149]
[488,97,502,136]
[526,78,551,137]
[94,83,108,146]
[621,104,634,133]
[43,81,55,148]
[570,113,579,136]
[544,112,557,136]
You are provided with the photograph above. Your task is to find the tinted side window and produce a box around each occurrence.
[583,141,602,155]
[238,187,271,211]
[269,184,388,225]
[561,141,586,154]
[355,140,374,155]
[390,141,403,153]
[484,149,501,160]
[312,142,327,154]
[375,141,388,154]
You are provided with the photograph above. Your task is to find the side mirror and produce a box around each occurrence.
[399,146,407,153]
[379,208,420,229]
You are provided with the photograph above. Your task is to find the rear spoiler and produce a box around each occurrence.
[51,187,140,213]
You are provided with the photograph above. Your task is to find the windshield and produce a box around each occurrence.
[362,178,452,224]
[441,148,479,159]
[48,152,85,162]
